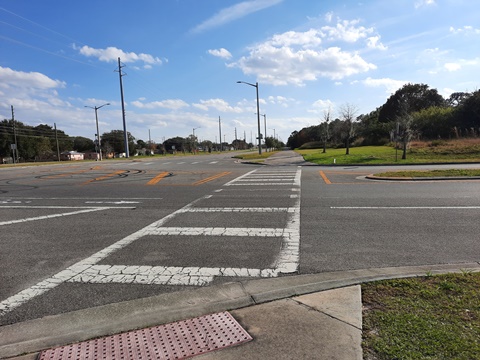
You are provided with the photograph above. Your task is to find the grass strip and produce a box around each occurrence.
[297,144,480,165]
[374,169,480,178]
[362,272,480,360]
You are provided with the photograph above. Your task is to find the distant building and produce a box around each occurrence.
[84,152,100,160]
[60,151,84,161]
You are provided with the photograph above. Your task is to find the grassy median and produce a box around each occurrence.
[297,139,480,165]
[362,272,480,359]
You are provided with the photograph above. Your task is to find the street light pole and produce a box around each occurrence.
[237,81,262,155]
[85,103,110,161]
[193,127,200,153]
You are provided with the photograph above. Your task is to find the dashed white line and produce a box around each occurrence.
[0,207,134,226]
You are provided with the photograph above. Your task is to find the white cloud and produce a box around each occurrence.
[361,77,408,94]
[192,99,242,113]
[444,62,461,72]
[228,16,379,86]
[366,36,387,50]
[0,66,65,90]
[309,99,334,114]
[321,18,373,43]
[76,45,162,65]
[191,0,283,33]
[131,99,189,110]
[208,48,233,59]
[269,29,322,47]
[415,0,436,9]
[449,26,480,35]
[231,43,376,86]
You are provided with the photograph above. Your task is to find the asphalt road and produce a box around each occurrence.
[1,151,479,326]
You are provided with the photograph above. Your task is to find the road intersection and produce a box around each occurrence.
[1,151,479,327]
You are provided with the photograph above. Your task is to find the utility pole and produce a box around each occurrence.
[218,116,222,152]
[54,123,60,161]
[263,114,267,152]
[234,127,237,150]
[11,106,18,164]
[116,57,129,158]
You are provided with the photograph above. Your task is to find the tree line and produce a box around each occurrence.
[0,119,285,162]
[287,83,480,159]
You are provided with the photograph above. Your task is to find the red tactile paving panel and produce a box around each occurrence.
[38,311,252,360]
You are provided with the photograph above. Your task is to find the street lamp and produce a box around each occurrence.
[85,103,110,161]
[193,127,200,153]
[237,81,262,155]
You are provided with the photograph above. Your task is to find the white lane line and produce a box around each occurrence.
[233,179,293,182]
[67,265,277,286]
[276,168,301,273]
[181,207,297,213]
[0,206,135,209]
[209,161,218,164]
[224,170,256,186]
[147,227,290,237]
[85,201,140,204]
[0,208,132,226]
[227,183,296,186]
[331,206,480,209]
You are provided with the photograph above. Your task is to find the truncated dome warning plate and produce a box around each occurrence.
[38,311,252,359]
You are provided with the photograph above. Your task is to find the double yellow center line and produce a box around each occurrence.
[193,171,231,186]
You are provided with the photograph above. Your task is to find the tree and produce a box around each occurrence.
[101,130,135,155]
[394,100,415,160]
[164,136,186,153]
[338,103,358,155]
[357,109,390,146]
[454,90,480,136]
[73,137,95,152]
[378,83,445,123]
[447,92,471,107]
[412,107,455,139]
[320,107,331,153]
[35,136,54,160]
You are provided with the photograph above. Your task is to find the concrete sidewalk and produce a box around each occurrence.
[2,263,479,359]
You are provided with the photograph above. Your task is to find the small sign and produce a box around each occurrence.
[10,144,16,150]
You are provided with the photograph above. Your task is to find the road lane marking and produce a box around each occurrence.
[42,168,94,179]
[67,265,277,286]
[0,199,200,316]
[146,171,171,185]
[331,206,480,209]
[81,170,125,185]
[192,171,231,186]
[180,207,296,213]
[319,171,332,184]
[0,207,134,226]
[0,168,302,316]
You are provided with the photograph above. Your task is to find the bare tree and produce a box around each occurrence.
[395,100,415,160]
[320,107,331,153]
[338,103,359,155]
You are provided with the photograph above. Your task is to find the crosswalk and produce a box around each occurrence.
[0,168,302,316]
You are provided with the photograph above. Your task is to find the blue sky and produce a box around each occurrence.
[1,0,479,146]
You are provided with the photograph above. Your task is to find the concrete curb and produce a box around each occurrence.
[1,262,479,359]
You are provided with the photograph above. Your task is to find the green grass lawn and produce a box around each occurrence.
[232,150,279,162]
[374,169,480,178]
[297,144,480,165]
[362,272,480,360]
